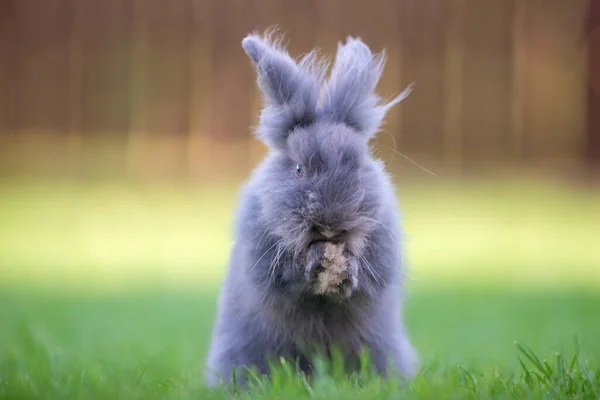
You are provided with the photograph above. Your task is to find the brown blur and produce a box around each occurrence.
[0,0,598,183]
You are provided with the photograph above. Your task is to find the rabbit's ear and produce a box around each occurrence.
[320,37,413,140]
[242,30,327,150]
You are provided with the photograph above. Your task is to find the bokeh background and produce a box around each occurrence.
[1,0,600,395]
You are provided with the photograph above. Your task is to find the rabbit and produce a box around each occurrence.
[204,29,418,387]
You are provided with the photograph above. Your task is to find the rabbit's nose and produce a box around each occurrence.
[319,228,339,239]
[320,227,351,241]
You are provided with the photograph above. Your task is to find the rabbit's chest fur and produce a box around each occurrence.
[214,182,399,347]
[216,253,398,371]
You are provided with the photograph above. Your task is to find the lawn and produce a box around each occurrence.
[0,176,599,399]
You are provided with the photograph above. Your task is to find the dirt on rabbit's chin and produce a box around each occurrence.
[314,242,347,295]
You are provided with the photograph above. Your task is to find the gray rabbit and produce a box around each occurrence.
[204,29,418,386]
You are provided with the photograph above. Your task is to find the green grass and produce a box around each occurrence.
[0,176,599,399]
[0,176,598,291]
[1,287,599,399]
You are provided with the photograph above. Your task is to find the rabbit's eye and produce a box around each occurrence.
[295,163,303,176]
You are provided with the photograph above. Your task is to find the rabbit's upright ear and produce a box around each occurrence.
[320,37,413,140]
[242,30,327,150]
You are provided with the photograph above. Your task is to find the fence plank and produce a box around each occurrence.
[207,0,256,144]
[0,0,592,177]
[140,0,193,135]
[518,0,587,166]
[461,0,514,167]
[442,0,465,171]
[79,0,133,134]
[187,0,215,179]
[0,0,16,135]
[586,0,600,172]
[398,0,446,163]
[67,0,83,155]
[10,0,72,132]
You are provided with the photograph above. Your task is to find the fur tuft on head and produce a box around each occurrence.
[320,37,414,140]
[241,28,330,150]
[242,29,413,148]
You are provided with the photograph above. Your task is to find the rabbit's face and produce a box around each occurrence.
[262,121,380,256]
[242,30,412,256]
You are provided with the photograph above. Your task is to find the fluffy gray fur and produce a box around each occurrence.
[204,29,418,387]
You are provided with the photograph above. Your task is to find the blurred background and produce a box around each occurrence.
[0,0,600,388]
[1,0,599,180]
[0,0,598,290]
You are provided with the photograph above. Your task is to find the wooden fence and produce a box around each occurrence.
[0,0,596,180]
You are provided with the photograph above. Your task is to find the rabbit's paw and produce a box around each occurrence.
[339,252,358,298]
[308,242,357,298]
[305,241,327,283]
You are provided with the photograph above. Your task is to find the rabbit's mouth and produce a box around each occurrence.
[307,227,350,247]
